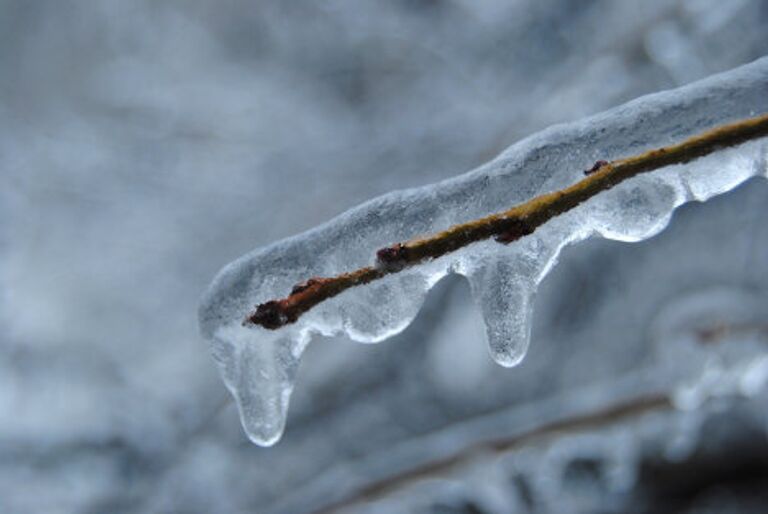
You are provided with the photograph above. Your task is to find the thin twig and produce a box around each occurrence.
[246,113,768,329]
[312,394,671,514]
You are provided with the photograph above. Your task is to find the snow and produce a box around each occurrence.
[200,57,768,446]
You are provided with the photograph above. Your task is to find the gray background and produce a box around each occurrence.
[3,1,768,513]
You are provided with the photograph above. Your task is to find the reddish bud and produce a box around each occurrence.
[494,219,534,244]
[246,300,288,330]
[584,160,609,176]
[376,243,409,270]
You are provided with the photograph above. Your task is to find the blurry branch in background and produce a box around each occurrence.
[246,113,768,330]
[313,319,768,512]
[315,394,671,514]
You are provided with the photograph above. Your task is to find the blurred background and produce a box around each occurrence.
[3,1,768,513]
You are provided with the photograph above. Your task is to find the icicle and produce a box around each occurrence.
[468,259,535,367]
[212,326,307,445]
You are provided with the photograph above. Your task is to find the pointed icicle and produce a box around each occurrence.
[469,259,536,367]
[212,326,306,445]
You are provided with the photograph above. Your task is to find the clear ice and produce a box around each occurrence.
[199,57,768,446]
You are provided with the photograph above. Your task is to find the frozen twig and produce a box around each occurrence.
[246,113,768,330]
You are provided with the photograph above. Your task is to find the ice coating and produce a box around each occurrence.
[199,57,768,446]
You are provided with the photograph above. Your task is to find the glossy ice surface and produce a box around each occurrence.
[200,58,768,446]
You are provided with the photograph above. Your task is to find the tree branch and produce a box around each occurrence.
[313,393,671,514]
[246,113,768,330]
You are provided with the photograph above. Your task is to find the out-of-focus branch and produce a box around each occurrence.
[246,113,768,330]
[314,394,672,514]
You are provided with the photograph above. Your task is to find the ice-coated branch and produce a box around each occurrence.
[200,57,768,447]
[246,113,768,330]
